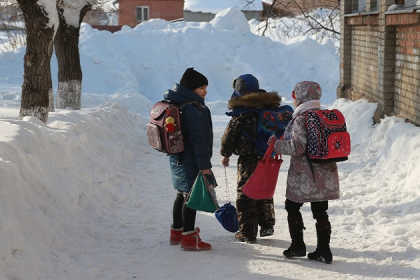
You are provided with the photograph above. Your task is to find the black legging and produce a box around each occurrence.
[285,199,329,223]
[173,191,197,232]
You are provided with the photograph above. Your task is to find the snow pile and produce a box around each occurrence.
[0,8,340,112]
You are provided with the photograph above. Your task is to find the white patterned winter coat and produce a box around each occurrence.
[273,81,340,203]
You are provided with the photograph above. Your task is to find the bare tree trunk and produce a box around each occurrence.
[17,0,54,123]
[54,3,92,110]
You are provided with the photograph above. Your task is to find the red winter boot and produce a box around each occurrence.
[170,225,183,245]
[181,228,212,251]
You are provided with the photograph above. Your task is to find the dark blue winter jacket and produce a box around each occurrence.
[164,83,213,192]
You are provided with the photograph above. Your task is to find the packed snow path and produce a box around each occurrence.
[74,114,419,279]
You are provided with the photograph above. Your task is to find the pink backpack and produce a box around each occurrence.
[146,101,194,154]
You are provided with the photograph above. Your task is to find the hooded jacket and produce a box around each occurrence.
[164,83,213,192]
[221,90,281,158]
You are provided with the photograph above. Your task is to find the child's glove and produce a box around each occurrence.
[221,156,230,167]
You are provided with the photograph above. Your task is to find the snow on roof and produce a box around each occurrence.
[184,0,263,14]
[101,0,119,13]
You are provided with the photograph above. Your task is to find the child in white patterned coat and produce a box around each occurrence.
[268,81,339,264]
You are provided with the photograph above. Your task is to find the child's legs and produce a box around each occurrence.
[309,201,332,258]
[172,191,197,232]
[236,156,259,237]
[172,191,184,229]
[310,201,329,223]
[182,202,197,232]
[285,198,304,219]
[236,193,258,237]
[256,198,275,229]
[284,199,306,253]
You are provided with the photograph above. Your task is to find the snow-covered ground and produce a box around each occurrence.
[0,7,418,280]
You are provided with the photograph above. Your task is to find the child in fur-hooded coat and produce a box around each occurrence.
[220,74,283,243]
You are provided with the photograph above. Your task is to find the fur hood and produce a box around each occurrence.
[228,90,281,110]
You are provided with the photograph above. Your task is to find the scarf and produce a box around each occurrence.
[292,100,321,118]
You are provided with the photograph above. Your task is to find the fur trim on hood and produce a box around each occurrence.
[228,90,281,110]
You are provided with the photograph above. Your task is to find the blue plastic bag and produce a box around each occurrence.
[215,202,239,232]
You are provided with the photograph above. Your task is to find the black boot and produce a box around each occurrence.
[283,216,306,258]
[308,222,333,264]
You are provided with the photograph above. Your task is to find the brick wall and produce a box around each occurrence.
[350,26,380,101]
[394,25,420,121]
[119,0,183,27]
[340,0,420,124]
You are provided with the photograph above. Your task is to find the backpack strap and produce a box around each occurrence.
[225,108,259,117]
[225,108,261,142]
[176,101,201,162]
[229,108,261,145]
[179,101,200,110]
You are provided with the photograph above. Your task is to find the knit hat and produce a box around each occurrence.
[292,81,322,106]
[180,67,208,91]
[231,74,260,98]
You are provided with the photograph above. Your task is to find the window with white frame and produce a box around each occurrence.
[136,6,149,22]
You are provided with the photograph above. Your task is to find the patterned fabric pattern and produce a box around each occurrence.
[306,110,347,159]
[293,81,322,106]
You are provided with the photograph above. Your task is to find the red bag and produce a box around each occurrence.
[242,141,282,200]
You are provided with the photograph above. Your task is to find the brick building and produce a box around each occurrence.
[183,0,263,22]
[272,0,339,16]
[339,0,420,124]
[118,0,184,27]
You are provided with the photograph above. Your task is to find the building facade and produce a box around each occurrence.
[339,0,420,124]
[118,0,184,27]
